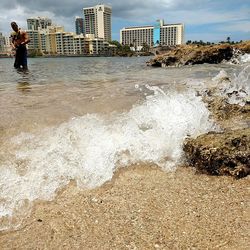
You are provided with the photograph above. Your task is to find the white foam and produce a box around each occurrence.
[0,87,215,229]
[240,54,250,63]
[212,70,229,83]
[213,65,250,106]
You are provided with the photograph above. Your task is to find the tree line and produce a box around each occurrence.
[186,37,243,45]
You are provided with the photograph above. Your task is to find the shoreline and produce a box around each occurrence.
[0,164,249,249]
[0,48,249,249]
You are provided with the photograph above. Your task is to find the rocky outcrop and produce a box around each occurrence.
[152,41,250,178]
[183,128,250,178]
[147,41,250,67]
[183,95,250,178]
[205,97,250,123]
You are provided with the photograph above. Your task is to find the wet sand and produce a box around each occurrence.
[0,165,249,249]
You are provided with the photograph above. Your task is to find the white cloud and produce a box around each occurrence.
[0,0,249,42]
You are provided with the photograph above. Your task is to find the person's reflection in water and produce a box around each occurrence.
[17,81,32,92]
[17,69,32,92]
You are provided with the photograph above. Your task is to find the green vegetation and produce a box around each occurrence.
[186,37,244,46]
[28,49,43,57]
[109,40,134,56]
[141,43,150,52]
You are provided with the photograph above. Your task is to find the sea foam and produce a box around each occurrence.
[0,87,215,230]
[240,53,250,63]
[212,65,250,106]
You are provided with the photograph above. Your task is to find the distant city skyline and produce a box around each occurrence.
[0,0,249,42]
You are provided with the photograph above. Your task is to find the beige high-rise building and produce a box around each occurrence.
[25,16,112,55]
[83,4,112,42]
[0,33,5,52]
[27,17,52,30]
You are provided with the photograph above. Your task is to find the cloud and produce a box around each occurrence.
[0,0,249,42]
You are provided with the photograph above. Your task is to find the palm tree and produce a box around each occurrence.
[133,39,137,51]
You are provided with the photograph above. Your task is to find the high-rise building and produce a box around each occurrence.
[120,20,184,50]
[0,32,5,52]
[83,4,112,42]
[26,30,40,51]
[27,17,52,30]
[25,16,112,55]
[75,16,84,35]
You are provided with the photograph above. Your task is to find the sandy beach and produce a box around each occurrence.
[0,165,249,249]
[0,55,249,249]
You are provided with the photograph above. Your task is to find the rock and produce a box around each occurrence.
[205,97,250,122]
[183,128,250,178]
[183,94,250,179]
[147,41,250,67]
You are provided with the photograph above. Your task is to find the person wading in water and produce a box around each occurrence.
[10,22,30,70]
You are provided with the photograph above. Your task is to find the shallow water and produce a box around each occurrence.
[0,55,249,230]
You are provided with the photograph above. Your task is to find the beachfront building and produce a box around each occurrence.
[74,34,89,54]
[39,30,47,52]
[75,17,84,35]
[25,16,114,56]
[120,26,154,49]
[0,32,5,52]
[27,17,52,30]
[43,27,88,55]
[84,34,103,55]
[26,30,40,51]
[120,20,184,50]
[0,33,12,55]
[27,17,53,54]
[83,4,112,42]
[43,25,64,54]
[26,25,62,54]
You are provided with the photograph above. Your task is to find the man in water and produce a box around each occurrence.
[10,22,30,70]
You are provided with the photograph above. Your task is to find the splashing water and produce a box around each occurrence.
[211,64,250,106]
[0,86,215,230]
[240,53,250,63]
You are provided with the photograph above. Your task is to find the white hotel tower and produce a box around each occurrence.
[120,20,184,50]
[83,4,112,42]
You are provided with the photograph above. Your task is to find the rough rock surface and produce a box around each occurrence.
[147,41,250,67]
[183,128,250,178]
[183,94,250,179]
[167,41,250,179]
[206,97,250,123]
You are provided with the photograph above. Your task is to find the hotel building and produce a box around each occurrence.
[0,33,5,52]
[0,32,12,55]
[25,14,115,56]
[26,30,40,51]
[27,17,52,30]
[83,4,112,41]
[26,23,108,55]
[120,20,184,50]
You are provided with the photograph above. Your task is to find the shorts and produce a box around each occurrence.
[14,45,28,69]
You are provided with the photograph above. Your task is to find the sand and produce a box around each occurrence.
[0,165,249,250]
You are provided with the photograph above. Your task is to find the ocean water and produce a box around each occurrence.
[0,55,249,230]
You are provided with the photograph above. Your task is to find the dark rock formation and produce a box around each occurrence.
[152,41,250,178]
[147,41,250,67]
[183,95,250,178]
[183,128,250,178]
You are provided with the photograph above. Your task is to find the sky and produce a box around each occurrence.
[0,0,249,43]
